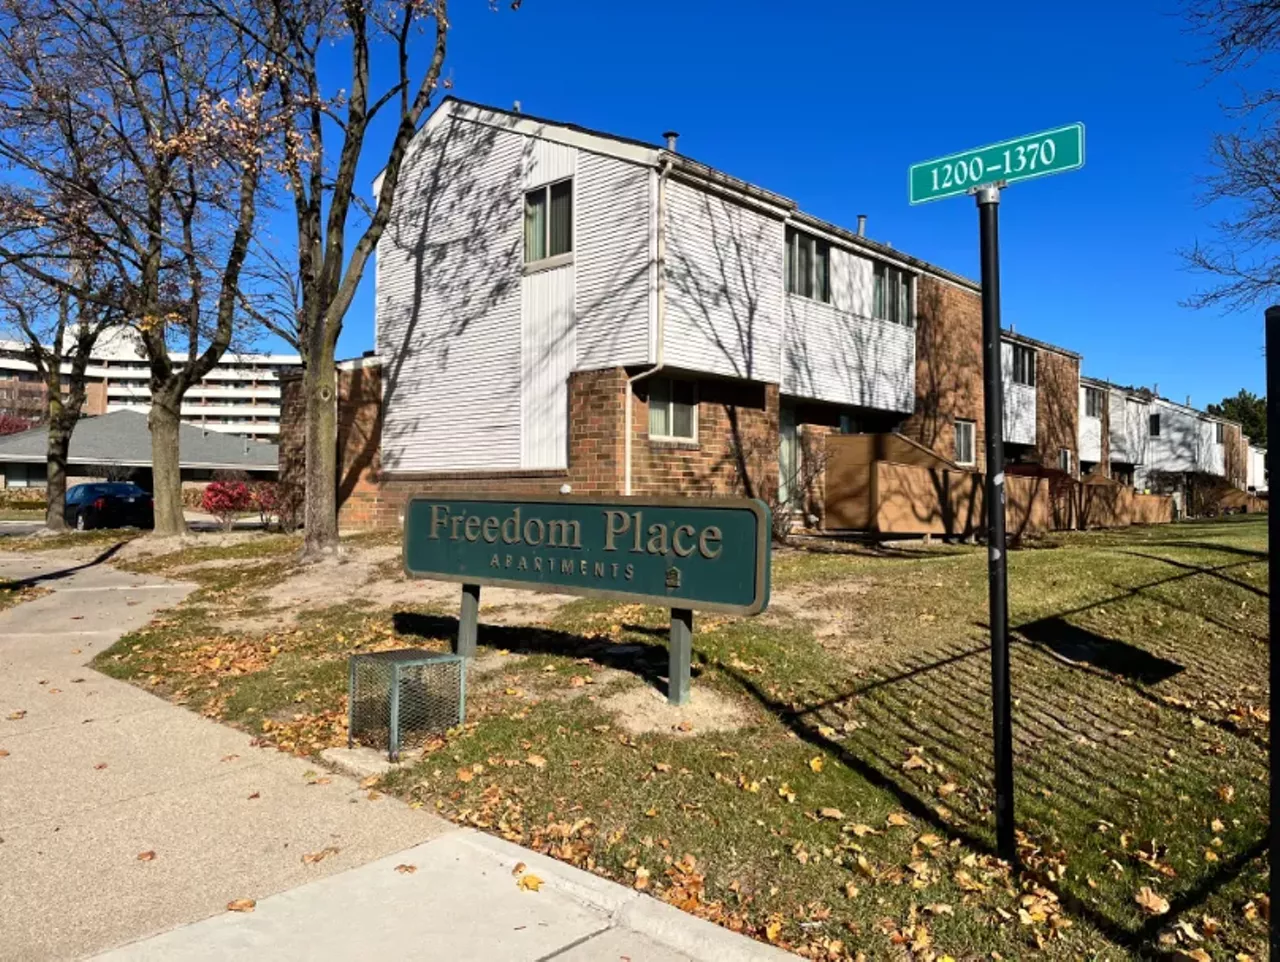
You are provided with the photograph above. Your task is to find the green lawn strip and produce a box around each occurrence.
[86,517,1271,959]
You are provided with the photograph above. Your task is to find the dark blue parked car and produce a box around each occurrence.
[64,483,155,531]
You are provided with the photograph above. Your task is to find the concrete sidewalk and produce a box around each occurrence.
[0,548,795,962]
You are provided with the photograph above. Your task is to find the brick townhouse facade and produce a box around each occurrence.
[279,98,1246,534]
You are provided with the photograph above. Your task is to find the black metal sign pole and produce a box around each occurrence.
[1264,306,1279,962]
[976,184,1016,865]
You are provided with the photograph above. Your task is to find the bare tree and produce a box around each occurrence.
[221,0,453,559]
[0,267,120,530]
[0,0,283,535]
[1183,0,1280,309]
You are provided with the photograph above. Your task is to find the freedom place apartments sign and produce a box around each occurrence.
[403,495,772,615]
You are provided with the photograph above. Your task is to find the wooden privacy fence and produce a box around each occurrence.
[823,435,1179,536]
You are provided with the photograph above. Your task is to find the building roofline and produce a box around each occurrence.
[1000,328,1080,360]
[398,98,984,293]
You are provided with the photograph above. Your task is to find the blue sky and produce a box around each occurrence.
[313,0,1264,409]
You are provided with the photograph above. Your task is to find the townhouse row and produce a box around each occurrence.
[283,98,1265,531]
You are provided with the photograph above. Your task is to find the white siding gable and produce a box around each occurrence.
[575,152,651,369]
[1001,341,1036,445]
[377,114,526,472]
[664,179,784,382]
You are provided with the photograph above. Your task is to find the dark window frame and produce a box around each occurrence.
[954,419,976,466]
[1149,413,1161,437]
[1011,344,1036,387]
[785,227,831,303]
[1084,386,1103,418]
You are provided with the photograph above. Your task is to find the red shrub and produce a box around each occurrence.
[201,480,253,531]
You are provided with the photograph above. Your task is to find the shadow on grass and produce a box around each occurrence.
[1016,616,1184,684]
[391,611,686,696]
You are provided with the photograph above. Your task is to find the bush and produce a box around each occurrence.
[201,480,253,531]
[245,480,303,533]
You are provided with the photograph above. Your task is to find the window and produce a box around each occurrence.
[1011,344,1036,387]
[1149,413,1161,437]
[785,228,831,302]
[523,179,572,264]
[838,412,858,435]
[1059,448,1072,474]
[1084,386,1103,418]
[1215,422,1224,444]
[648,378,696,440]
[872,263,914,326]
[954,420,976,466]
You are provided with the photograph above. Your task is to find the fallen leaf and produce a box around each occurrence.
[0,749,9,758]
[302,846,340,865]
[644,806,659,817]
[778,783,797,803]
[359,775,380,789]
[843,881,859,899]
[634,866,651,890]
[511,861,527,876]
[809,756,824,773]
[394,864,417,874]
[220,754,239,763]
[903,754,928,771]
[818,807,844,820]
[456,768,475,783]
[925,903,954,916]
[226,899,256,913]
[764,919,782,943]
[525,754,547,770]
[517,873,544,892]
[676,720,693,733]
[848,823,878,837]
[1136,886,1170,916]
[1204,849,1219,863]
[1217,784,1235,803]
[247,792,260,800]
[136,851,156,861]
[7,710,26,720]
[653,762,672,773]
[94,762,107,770]
[886,812,910,828]
[1211,818,1225,833]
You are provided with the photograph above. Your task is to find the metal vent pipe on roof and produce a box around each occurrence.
[663,130,679,152]
[856,214,866,236]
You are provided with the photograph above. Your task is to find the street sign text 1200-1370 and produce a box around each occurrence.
[909,123,1084,204]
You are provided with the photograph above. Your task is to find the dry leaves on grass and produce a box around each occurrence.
[1136,886,1171,916]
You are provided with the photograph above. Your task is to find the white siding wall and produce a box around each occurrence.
[664,179,784,382]
[1000,341,1036,445]
[1148,400,1208,474]
[521,264,575,468]
[1249,446,1267,491]
[575,152,651,369]
[781,245,914,411]
[1078,386,1102,464]
[1201,419,1225,476]
[377,115,527,472]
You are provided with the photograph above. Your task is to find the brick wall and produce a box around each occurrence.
[1224,422,1248,489]
[630,376,778,502]
[1033,349,1080,476]
[900,277,987,472]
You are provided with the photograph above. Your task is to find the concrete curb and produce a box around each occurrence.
[458,830,800,961]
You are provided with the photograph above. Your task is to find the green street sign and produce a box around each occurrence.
[403,495,771,615]
[909,123,1085,204]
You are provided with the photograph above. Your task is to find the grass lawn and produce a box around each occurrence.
[91,518,1271,960]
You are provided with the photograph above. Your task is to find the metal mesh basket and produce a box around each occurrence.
[348,650,466,761]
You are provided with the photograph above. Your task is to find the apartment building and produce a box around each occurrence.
[1077,375,1255,507]
[0,331,301,439]
[288,97,1090,530]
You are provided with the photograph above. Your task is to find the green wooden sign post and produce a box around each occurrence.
[403,495,771,705]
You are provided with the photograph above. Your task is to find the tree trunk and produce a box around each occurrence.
[45,421,70,532]
[149,392,187,536]
[302,333,339,558]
